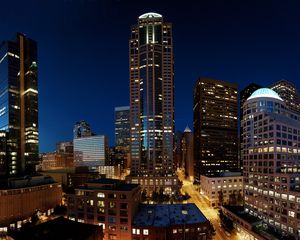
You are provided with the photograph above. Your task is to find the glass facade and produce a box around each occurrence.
[74,135,108,167]
[0,33,38,176]
[114,106,130,168]
[129,13,174,177]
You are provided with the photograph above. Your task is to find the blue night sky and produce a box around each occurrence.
[1,0,300,152]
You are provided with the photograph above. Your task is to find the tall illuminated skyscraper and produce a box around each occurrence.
[115,106,130,169]
[128,13,177,193]
[193,77,238,180]
[270,79,300,115]
[0,33,38,176]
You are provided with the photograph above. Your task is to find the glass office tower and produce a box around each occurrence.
[0,33,38,176]
[129,12,174,177]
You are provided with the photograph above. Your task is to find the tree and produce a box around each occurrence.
[141,189,147,202]
[207,221,216,239]
[237,190,243,205]
[229,192,237,205]
[218,190,224,206]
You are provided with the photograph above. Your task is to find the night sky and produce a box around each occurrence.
[1,0,300,152]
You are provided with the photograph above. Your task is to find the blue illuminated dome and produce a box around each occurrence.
[139,12,162,19]
[247,88,283,101]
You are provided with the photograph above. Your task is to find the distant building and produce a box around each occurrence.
[200,172,243,207]
[74,120,93,139]
[242,88,300,239]
[74,135,109,168]
[41,152,74,171]
[182,126,194,181]
[270,79,300,115]
[66,179,141,240]
[0,33,39,176]
[132,204,210,240]
[193,77,238,180]
[56,141,73,153]
[174,131,183,169]
[128,12,177,194]
[114,106,130,169]
[239,83,262,169]
[10,216,104,240]
[0,175,62,232]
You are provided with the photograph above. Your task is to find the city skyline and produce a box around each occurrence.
[1,1,300,152]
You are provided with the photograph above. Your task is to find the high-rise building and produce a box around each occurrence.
[193,77,238,180]
[114,106,130,169]
[73,135,108,168]
[0,33,39,176]
[239,83,262,169]
[182,126,194,181]
[128,13,177,194]
[270,79,300,115]
[73,120,92,139]
[242,88,300,239]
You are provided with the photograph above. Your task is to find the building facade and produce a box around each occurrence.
[41,152,74,171]
[132,204,210,240]
[0,33,39,176]
[0,176,62,231]
[239,83,262,169]
[242,88,300,239]
[200,172,243,207]
[128,12,176,193]
[193,77,238,180]
[270,79,300,115]
[114,106,130,169]
[181,126,194,181]
[74,135,109,168]
[66,179,141,240]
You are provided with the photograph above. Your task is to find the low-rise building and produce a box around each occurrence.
[200,172,243,207]
[41,152,74,171]
[132,203,210,240]
[66,179,141,240]
[0,175,62,232]
[10,216,103,240]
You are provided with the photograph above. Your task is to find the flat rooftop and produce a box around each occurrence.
[133,204,208,227]
[0,175,56,190]
[223,206,261,224]
[10,216,102,240]
[202,171,242,178]
[78,178,139,191]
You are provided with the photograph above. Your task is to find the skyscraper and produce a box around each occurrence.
[242,88,300,239]
[114,106,130,169]
[0,33,38,176]
[270,79,300,115]
[181,126,194,181]
[73,121,108,168]
[128,13,177,194]
[239,83,262,169]
[193,77,238,180]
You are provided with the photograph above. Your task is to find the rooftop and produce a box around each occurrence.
[78,178,139,191]
[10,216,103,240]
[202,171,242,178]
[139,12,162,19]
[247,88,283,101]
[133,204,208,227]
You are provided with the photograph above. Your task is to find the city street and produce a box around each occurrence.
[178,170,239,240]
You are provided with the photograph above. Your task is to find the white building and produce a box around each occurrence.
[200,172,243,207]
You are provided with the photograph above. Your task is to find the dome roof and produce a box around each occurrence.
[247,88,283,101]
[139,12,162,19]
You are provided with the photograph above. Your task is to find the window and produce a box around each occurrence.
[97,192,105,198]
[143,229,149,235]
